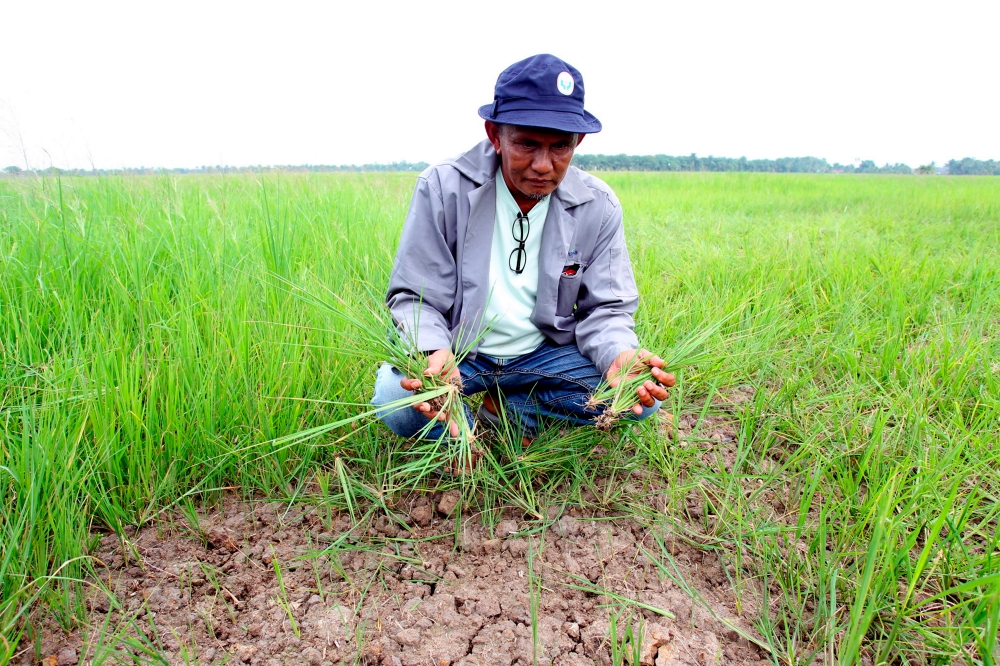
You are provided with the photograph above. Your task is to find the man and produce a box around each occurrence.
[372,54,673,443]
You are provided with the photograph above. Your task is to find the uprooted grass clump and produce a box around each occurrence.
[587,308,745,430]
[417,371,463,413]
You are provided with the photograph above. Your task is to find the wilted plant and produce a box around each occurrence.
[274,274,487,466]
[587,308,743,430]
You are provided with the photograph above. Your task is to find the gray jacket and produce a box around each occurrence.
[386,139,639,375]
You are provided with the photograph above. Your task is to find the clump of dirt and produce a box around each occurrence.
[593,410,620,432]
[423,375,464,414]
[30,496,771,666]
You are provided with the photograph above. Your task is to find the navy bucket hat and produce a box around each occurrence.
[478,54,602,134]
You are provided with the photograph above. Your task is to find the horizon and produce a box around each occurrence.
[4,152,987,175]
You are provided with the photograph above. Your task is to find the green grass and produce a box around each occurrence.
[2,171,1000,664]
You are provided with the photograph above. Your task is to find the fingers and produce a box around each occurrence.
[424,348,457,379]
[400,377,423,391]
[608,349,674,408]
[645,379,669,402]
[424,351,444,377]
[623,351,657,378]
[644,354,664,368]
[650,366,675,387]
[437,410,461,437]
[632,379,668,413]
[636,384,655,408]
[608,364,638,386]
[412,402,435,418]
[427,360,458,379]
[623,350,645,373]
[411,402,463,437]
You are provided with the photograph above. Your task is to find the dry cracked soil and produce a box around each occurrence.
[29,491,772,666]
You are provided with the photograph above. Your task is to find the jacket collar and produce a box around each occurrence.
[449,139,595,209]
[449,140,498,185]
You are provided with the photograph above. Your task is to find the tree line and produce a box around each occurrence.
[572,154,990,175]
[0,161,431,177]
[3,156,999,177]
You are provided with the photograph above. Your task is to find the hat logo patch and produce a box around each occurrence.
[556,71,575,95]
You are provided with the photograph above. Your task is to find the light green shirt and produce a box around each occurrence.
[477,169,549,358]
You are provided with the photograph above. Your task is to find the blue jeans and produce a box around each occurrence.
[371,340,661,439]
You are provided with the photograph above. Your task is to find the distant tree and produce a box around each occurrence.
[881,163,913,174]
[3,165,22,175]
[946,158,1000,175]
[916,162,936,175]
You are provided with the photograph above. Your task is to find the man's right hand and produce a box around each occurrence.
[399,348,462,437]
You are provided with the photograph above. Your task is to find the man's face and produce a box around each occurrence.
[486,122,583,205]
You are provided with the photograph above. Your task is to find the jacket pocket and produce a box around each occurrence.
[556,272,582,317]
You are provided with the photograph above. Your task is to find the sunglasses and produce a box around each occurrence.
[509,212,529,274]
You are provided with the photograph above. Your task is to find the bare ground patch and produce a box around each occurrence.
[29,493,771,666]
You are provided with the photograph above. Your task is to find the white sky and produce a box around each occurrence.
[2,0,997,170]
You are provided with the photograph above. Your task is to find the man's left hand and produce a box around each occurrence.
[606,349,675,414]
